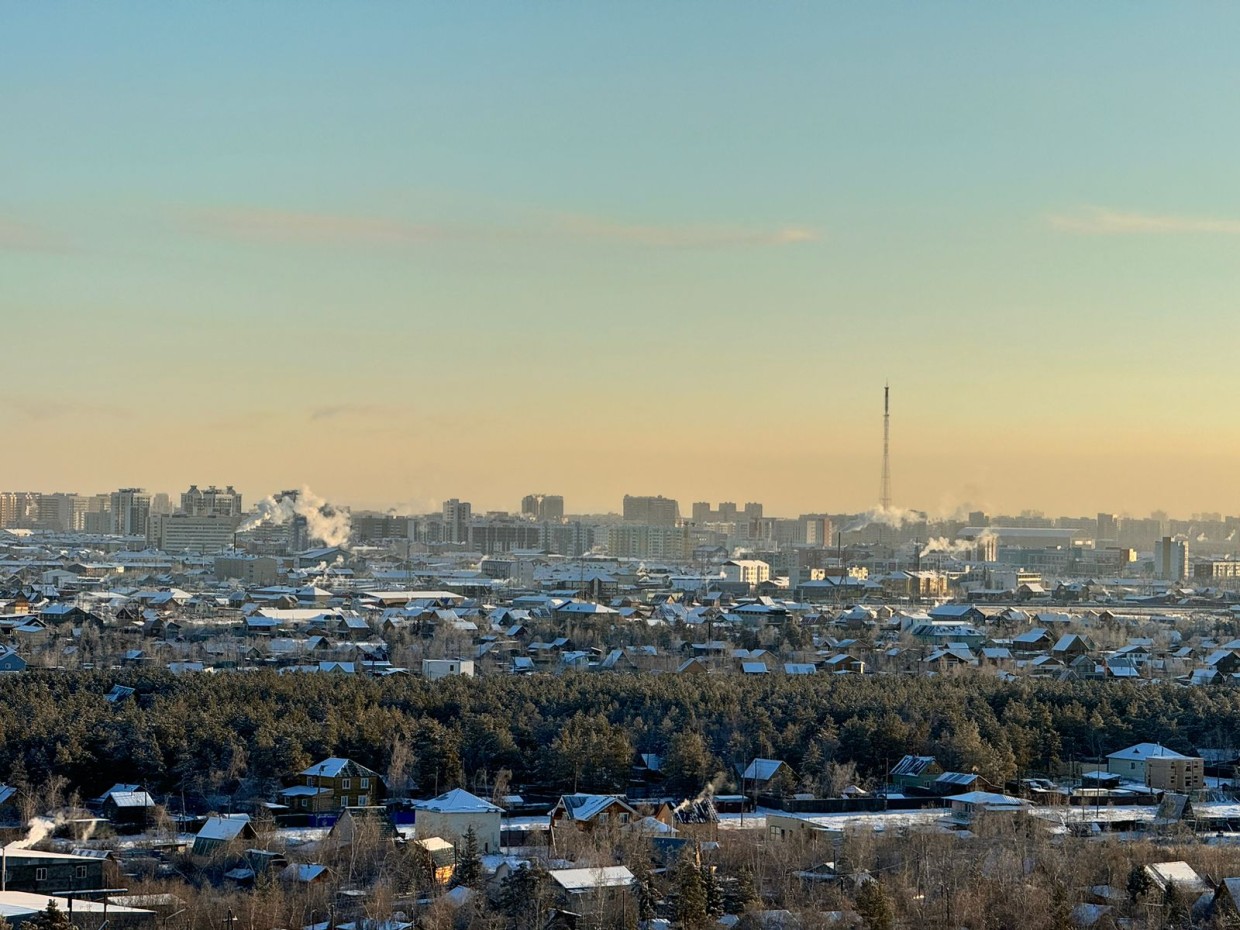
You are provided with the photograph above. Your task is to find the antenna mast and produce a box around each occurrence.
[880,382,892,511]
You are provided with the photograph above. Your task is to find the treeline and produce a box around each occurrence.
[5,671,1240,805]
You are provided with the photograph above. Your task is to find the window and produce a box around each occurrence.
[358,795,368,807]
[76,866,87,879]
[360,777,369,789]
[36,868,47,881]
[307,775,316,786]
[342,778,351,789]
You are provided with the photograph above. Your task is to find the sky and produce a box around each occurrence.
[5,3,1240,518]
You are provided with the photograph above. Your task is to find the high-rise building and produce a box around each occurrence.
[718,502,738,523]
[181,485,243,517]
[607,523,690,560]
[623,495,680,526]
[148,512,239,553]
[443,498,472,544]
[521,494,564,522]
[109,488,151,537]
[744,502,764,520]
[150,493,174,517]
[35,493,79,532]
[1155,536,1189,582]
[0,492,39,528]
[1097,513,1119,545]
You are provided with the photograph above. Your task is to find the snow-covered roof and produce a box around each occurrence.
[549,866,634,893]
[415,788,502,815]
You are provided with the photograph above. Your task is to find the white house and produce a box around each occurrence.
[414,788,504,854]
[421,658,475,681]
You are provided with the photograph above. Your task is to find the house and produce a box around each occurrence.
[0,891,155,930]
[279,758,386,813]
[0,849,107,893]
[191,814,258,858]
[413,789,503,854]
[95,785,158,828]
[421,658,475,681]
[549,794,639,836]
[738,758,793,793]
[279,863,331,885]
[1143,861,1210,897]
[548,866,634,907]
[1106,743,1196,785]
[0,648,26,674]
[412,836,456,885]
[944,791,1029,823]
[327,806,398,846]
[890,755,943,791]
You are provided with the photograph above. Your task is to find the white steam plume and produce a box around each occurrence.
[919,530,996,560]
[237,486,352,548]
[10,814,60,849]
[1197,533,1209,543]
[843,506,922,534]
[1228,530,1237,542]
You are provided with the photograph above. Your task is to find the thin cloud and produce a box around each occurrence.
[183,207,458,245]
[309,403,394,422]
[1048,206,1240,235]
[181,205,818,250]
[554,213,819,248]
[0,218,71,253]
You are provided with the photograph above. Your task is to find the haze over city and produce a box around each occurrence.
[7,4,1240,516]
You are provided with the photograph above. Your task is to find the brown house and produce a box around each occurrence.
[278,758,386,813]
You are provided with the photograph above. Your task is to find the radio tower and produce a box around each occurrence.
[880,382,892,511]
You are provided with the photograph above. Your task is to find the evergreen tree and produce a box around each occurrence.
[855,880,894,930]
[671,852,708,929]
[26,900,76,930]
[700,863,724,918]
[723,867,759,915]
[631,861,659,922]
[1127,864,1152,904]
[453,825,482,889]
[497,862,549,929]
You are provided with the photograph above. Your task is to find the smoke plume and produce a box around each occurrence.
[919,530,996,560]
[843,506,922,534]
[237,486,352,548]
[10,814,60,849]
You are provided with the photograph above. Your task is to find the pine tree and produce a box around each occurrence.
[631,861,659,921]
[701,864,724,918]
[855,879,894,930]
[498,862,549,928]
[1126,864,1152,904]
[671,852,708,929]
[723,866,759,914]
[453,825,482,888]
[26,900,76,930]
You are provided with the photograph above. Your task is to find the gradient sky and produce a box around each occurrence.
[5,4,1240,518]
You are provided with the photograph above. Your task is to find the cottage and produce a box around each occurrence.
[549,794,639,837]
[191,815,257,858]
[890,756,943,791]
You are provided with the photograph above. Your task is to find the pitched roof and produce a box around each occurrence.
[1107,743,1190,762]
[549,866,634,893]
[415,788,502,815]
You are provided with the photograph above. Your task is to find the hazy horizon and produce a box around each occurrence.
[7,4,1239,517]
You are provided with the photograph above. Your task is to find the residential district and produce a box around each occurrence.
[4,486,1240,929]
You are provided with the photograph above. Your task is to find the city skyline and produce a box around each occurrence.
[7,5,1240,514]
